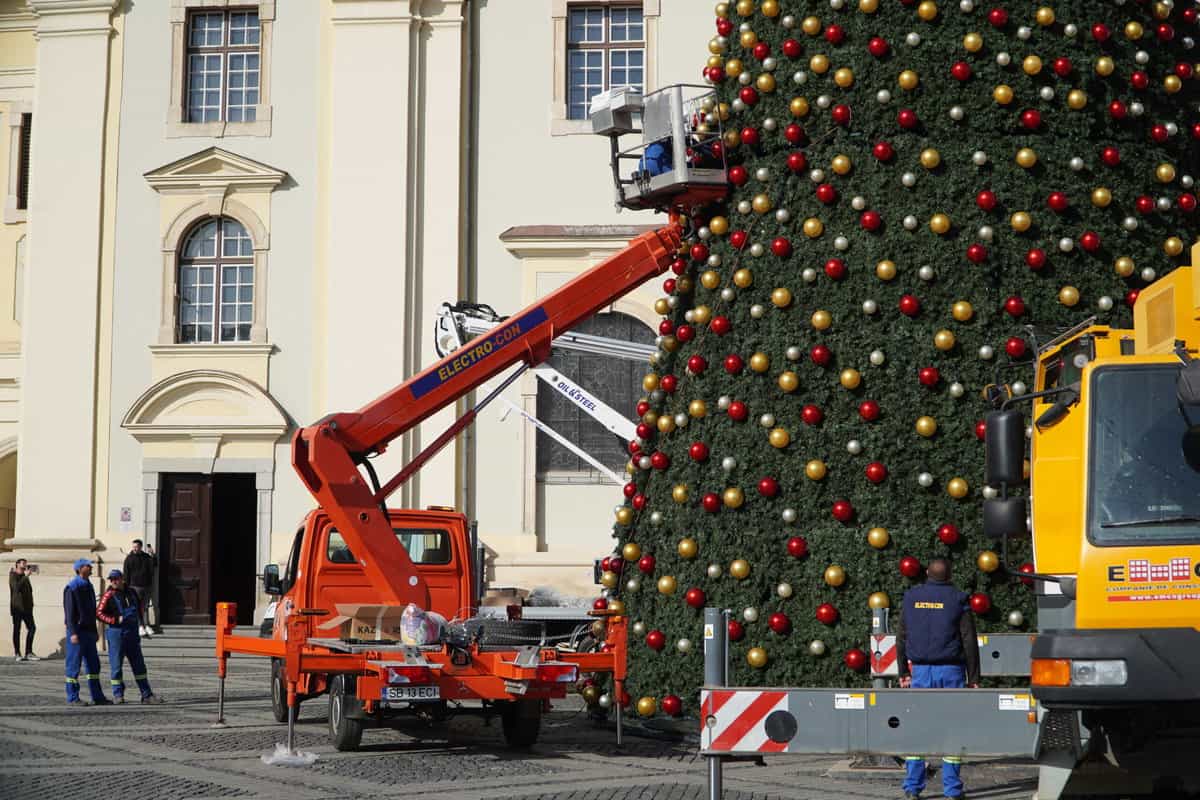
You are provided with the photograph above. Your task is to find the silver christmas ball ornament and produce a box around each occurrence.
[847,439,863,455]
[918,472,934,488]
[743,607,759,623]
[809,639,827,656]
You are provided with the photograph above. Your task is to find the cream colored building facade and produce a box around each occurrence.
[0,0,711,638]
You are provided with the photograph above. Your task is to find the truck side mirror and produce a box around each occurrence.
[983,497,1028,540]
[262,564,282,596]
[985,410,1025,486]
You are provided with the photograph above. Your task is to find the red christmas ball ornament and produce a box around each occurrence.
[787,536,809,558]
[650,451,670,470]
[832,500,855,523]
[705,66,725,83]
[1092,23,1111,42]
[702,492,721,513]
[675,324,694,343]
[966,243,988,264]
[816,183,838,204]
[628,440,642,456]
[899,294,921,317]
[899,556,922,578]
[919,367,940,387]
[739,86,759,107]
[1018,562,1036,586]
[787,151,808,173]
[728,400,748,421]
[831,104,852,126]
[723,354,744,374]
[810,345,832,366]
[729,230,748,249]
[1176,62,1194,80]
[816,603,839,625]
[623,482,637,499]
[865,461,888,484]
[824,258,847,280]
[659,374,677,393]
[645,629,666,651]
[689,442,710,462]
[1193,123,1200,140]
[757,476,779,497]
[784,123,805,144]
[687,355,708,375]
[802,404,824,425]
[1132,71,1150,91]
[685,587,706,609]
[1047,192,1069,213]
[1004,296,1026,317]
[600,556,612,572]
[715,17,734,36]
[844,648,868,671]
[969,592,992,614]
[824,23,845,45]
[782,38,802,58]
[631,493,646,510]
[897,108,918,129]
[729,165,749,185]
[636,400,650,417]
[670,258,686,276]
[690,243,709,262]
[988,7,1008,27]
[1136,195,1156,215]
[709,315,732,336]
[1020,109,1042,130]
[976,190,997,211]
[638,554,656,574]
[975,420,987,441]
[768,612,791,634]
[594,597,609,610]
[1108,100,1127,121]
[1026,248,1047,270]
[728,620,745,641]
[1080,231,1101,253]
[859,400,880,421]
[1126,289,1140,307]
[937,523,960,545]
[661,695,682,716]
[1185,7,1198,24]
[860,210,882,231]
[872,140,894,161]
[740,126,760,147]
[1005,337,1028,359]
[1101,146,1121,167]
[1179,194,1197,213]
[951,61,973,81]
[1158,23,1175,42]
[635,423,653,440]
[752,41,771,61]
[658,320,675,336]
[1052,57,1072,77]
[868,36,889,57]
[661,278,676,295]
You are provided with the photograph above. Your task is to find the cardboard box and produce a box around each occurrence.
[317,604,409,642]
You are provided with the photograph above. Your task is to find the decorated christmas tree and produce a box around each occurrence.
[599,0,1200,715]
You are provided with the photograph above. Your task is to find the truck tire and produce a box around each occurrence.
[328,675,364,752]
[501,698,542,749]
[270,659,296,724]
[477,619,545,649]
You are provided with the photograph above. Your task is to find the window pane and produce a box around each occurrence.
[238,286,253,303]
[189,13,223,47]
[198,324,213,342]
[222,219,253,255]
[186,54,222,123]
[239,266,253,283]
[182,221,218,258]
[222,285,237,304]
[610,49,644,92]
[229,11,260,46]
[221,305,236,322]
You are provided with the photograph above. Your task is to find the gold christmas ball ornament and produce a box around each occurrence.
[929,213,951,235]
[616,507,634,526]
[917,0,938,21]
[677,537,698,560]
[715,2,730,18]
[733,268,753,288]
[660,336,678,353]
[898,70,920,90]
[1035,6,1055,26]
[831,154,852,175]
[824,564,846,587]
[601,571,618,589]
[1166,237,1185,257]
[1095,56,1115,77]
[805,459,828,481]
[840,368,862,390]
[834,68,855,89]
[657,575,677,595]
[749,352,770,373]
[756,72,777,93]
[952,300,974,322]
[768,427,791,448]
[1091,188,1112,208]
[735,0,754,16]
[761,0,780,17]
[752,193,773,214]
[708,216,729,236]
[810,54,830,74]
[656,415,676,434]
[915,416,938,438]
[772,287,793,308]
[689,303,709,323]
[947,477,970,499]
[700,270,721,290]
[934,329,956,351]
[1022,54,1043,75]
[1016,148,1038,168]
[993,84,1014,105]
[654,298,670,315]
[1067,90,1088,110]
[1125,21,1144,40]
[637,696,657,717]
[963,32,983,52]
[1165,75,1183,94]
[730,559,751,580]
[723,487,745,508]
[790,96,810,117]
[740,30,758,49]
[676,276,693,294]
[708,38,726,55]
[867,527,890,549]
[623,542,642,562]
[688,399,708,418]
[778,371,800,393]
[1156,163,1177,184]
[868,591,891,610]
[581,685,600,705]
[977,550,1000,573]
[920,149,941,170]
[642,373,660,392]
[1058,286,1081,307]
[1114,256,1135,278]
[726,58,744,78]
[876,260,897,281]
[746,647,768,669]
[802,16,822,36]
[706,55,724,69]
[607,599,626,616]
[803,217,824,238]
[672,484,690,504]
[859,0,879,12]
[811,309,832,330]
[1156,1,1173,19]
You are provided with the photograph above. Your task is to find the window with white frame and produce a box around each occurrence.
[185,9,261,123]
[177,217,254,343]
[566,4,644,120]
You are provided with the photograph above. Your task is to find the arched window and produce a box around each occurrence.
[177,217,254,343]
[536,311,654,477]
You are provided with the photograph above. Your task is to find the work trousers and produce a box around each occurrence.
[64,630,106,703]
[11,610,34,656]
[903,663,966,798]
[106,626,151,699]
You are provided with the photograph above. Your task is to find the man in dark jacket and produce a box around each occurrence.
[9,558,36,661]
[63,558,110,706]
[894,558,980,800]
[96,569,162,704]
[122,540,156,637]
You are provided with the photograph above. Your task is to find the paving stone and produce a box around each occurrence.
[0,735,73,761]
[308,749,563,783]
[0,770,252,799]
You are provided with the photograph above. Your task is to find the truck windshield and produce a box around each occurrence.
[1089,365,1200,546]
[327,528,452,565]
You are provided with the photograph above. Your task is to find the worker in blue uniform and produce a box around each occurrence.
[96,569,163,704]
[894,558,980,800]
[63,558,111,706]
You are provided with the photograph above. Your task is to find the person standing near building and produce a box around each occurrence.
[63,558,110,706]
[96,569,163,704]
[894,558,980,800]
[9,558,37,661]
[122,539,156,638]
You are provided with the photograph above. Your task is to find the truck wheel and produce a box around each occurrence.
[270,659,296,724]
[501,699,542,749]
[328,675,364,752]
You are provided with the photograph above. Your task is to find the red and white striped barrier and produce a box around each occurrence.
[700,689,790,753]
[871,634,899,676]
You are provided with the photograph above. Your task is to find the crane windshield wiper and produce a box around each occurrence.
[1101,515,1200,529]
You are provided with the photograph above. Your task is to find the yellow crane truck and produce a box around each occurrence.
[985,242,1200,797]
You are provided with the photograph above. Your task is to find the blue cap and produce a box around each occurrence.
[72,558,93,572]
[107,569,122,580]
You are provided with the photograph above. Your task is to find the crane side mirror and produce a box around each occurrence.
[1035,386,1079,429]
[985,410,1025,486]
[983,497,1028,540]
[261,564,282,596]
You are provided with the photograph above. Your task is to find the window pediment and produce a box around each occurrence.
[144,147,286,194]
[122,369,288,441]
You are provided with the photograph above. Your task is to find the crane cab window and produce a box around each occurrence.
[326,528,452,565]
[1040,336,1094,392]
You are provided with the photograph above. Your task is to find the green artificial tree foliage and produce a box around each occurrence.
[604,0,1200,715]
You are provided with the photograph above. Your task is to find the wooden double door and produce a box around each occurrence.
[159,474,258,625]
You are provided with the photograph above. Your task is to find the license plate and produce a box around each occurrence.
[382,685,440,702]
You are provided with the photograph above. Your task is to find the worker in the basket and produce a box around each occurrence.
[96,569,164,705]
[893,558,980,800]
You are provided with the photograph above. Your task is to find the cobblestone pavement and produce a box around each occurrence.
[0,629,1038,799]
